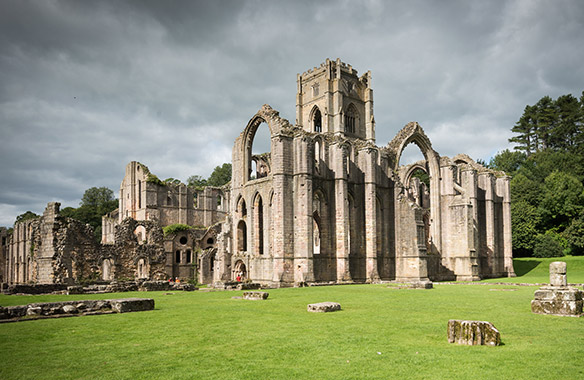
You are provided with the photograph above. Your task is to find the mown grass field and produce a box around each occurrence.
[1,257,583,380]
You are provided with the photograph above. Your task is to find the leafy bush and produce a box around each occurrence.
[163,224,192,236]
[533,233,564,258]
[146,174,164,186]
[564,214,584,256]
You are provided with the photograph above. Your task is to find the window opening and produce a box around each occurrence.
[175,250,181,263]
[344,105,357,134]
[313,108,322,133]
[186,250,192,263]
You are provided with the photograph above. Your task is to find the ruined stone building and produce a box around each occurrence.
[2,59,515,286]
[219,58,515,286]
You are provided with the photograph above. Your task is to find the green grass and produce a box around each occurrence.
[1,282,583,379]
[480,256,584,284]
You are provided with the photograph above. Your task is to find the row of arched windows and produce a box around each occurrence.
[236,192,270,255]
[310,104,358,134]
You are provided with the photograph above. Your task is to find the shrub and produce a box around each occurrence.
[533,233,564,258]
[564,214,584,256]
[163,224,192,236]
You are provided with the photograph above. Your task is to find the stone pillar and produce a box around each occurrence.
[271,134,295,285]
[293,136,315,284]
[295,73,303,127]
[364,71,375,143]
[38,203,60,284]
[531,262,583,316]
[479,173,495,274]
[361,147,380,282]
[332,58,343,135]
[550,261,567,286]
[497,176,515,277]
[332,144,351,282]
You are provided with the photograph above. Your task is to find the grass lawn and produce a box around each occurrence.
[1,277,583,379]
[481,255,584,284]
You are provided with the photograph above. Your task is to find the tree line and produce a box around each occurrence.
[486,92,584,257]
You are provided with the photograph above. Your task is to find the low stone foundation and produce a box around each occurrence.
[0,298,155,323]
[387,281,433,289]
[307,302,341,313]
[4,284,69,295]
[3,281,196,295]
[243,291,269,300]
[447,319,501,346]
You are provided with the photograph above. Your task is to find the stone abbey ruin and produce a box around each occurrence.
[1,59,515,288]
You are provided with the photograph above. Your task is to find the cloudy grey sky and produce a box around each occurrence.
[1,0,583,227]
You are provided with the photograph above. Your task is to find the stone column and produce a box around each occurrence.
[479,173,495,274]
[497,176,515,277]
[332,144,351,282]
[361,147,380,282]
[271,134,295,285]
[293,136,315,284]
[364,71,375,143]
[295,73,303,127]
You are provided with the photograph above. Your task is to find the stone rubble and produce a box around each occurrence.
[242,291,269,300]
[0,298,154,323]
[447,319,501,346]
[307,302,341,313]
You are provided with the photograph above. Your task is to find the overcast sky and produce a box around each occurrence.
[1,0,583,227]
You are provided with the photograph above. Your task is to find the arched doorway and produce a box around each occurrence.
[234,260,247,281]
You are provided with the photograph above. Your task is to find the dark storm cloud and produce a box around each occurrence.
[1,0,584,226]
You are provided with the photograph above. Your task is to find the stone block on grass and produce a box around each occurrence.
[307,302,341,313]
[447,319,500,346]
[109,298,155,313]
[242,291,269,300]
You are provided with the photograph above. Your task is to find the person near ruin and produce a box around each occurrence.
[236,274,241,282]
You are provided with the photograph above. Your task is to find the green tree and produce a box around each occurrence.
[207,163,232,187]
[564,213,584,255]
[81,187,115,208]
[538,171,584,229]
[15,211,39,224]
[487,149,526,176]
[64,187,118,242]
[510,173,540,206]
[511,201,540,256]
[533,232,564,258]
[510,92,584,155]
[187,175,208,189]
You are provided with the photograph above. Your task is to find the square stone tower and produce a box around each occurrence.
[296,58,375,142]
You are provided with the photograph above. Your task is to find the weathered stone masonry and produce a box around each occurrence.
[2,59,514,287]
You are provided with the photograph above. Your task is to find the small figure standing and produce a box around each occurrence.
[236,275,241,282]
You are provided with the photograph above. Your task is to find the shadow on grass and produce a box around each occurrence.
[513,259,541,277]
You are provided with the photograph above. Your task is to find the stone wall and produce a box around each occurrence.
[0,227,9,283]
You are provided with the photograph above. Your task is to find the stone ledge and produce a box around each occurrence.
[531,299,583,317]
[242,291,269,300]
[307,302,341,313]
[0,298,155,323]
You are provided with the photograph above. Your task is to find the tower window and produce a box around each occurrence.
[345,105,357,134]
[313,108,322,133]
